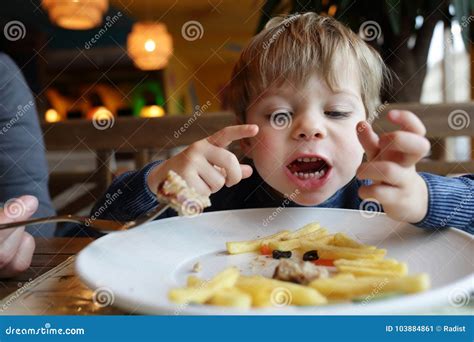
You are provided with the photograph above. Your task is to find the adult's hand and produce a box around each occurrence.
[0,195,38,278]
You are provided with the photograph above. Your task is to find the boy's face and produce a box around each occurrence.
[243,73,366,206]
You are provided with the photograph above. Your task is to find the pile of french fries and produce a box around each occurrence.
[168,222,430,309]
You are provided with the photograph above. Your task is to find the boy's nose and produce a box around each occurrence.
[292,121,326,140]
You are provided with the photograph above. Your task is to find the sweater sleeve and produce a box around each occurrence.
[415,173,473,234]
[90,160,177,222]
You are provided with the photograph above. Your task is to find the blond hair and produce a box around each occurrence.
[227,13,389,122]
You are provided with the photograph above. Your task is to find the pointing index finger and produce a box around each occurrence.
[388,110,426,136]
[357,121,379,161]
[207,124,259,148]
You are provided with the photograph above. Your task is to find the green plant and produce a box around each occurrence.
[257,0,474,102]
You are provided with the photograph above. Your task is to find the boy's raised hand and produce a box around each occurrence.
[148,124,259,196]
[356,110,431,223]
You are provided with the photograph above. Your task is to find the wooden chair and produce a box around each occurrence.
[42,102,473,215]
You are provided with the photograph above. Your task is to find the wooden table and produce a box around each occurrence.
[0,238,124,315]
[0,237,472,315]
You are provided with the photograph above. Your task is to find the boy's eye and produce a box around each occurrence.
[324,111,351,118]
[265,110,293,121]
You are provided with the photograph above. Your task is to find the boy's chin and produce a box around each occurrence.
[288,192,331,207]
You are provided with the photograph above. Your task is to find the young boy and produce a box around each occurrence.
[91,13,473,234]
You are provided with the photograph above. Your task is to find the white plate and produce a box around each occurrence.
[75,208,473,315]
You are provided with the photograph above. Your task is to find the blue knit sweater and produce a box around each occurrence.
[88,160,473,235]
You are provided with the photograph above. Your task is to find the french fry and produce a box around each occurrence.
[208,288,252,309]
[334,258,401,268]
[334,259,408,277]
[226,231,290,254]
[283,223,321,240]
[300,242,386,260]
[269,228,328,251]
[268,238,301,251]
[309,234,334,245]
[309,273,430,300]
[187,275,203,287]
[236,275,327,307]
[186,275,252,308]
[336,266,407,277]
[169,267,239,304]
[332,233,376,249]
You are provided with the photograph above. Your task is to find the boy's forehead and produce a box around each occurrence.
[256,72,362,101]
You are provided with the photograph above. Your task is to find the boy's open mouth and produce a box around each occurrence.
[286,156,331,180]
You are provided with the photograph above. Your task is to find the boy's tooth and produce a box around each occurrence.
[319,169,325,177]
[310,157,317,162]
[309,172,315,178]
[297,158,303,162]
[298,172,305,178]
[303,157,310,162]
[314,171,320,178]
[293,171,298,176]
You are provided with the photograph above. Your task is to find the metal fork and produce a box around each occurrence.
[0,202,170,233]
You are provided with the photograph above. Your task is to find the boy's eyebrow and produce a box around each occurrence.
[332,90,361,100]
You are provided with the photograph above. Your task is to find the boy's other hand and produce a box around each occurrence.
[0,195,37,278]
[147,124,259,196]
[356,110,431,223]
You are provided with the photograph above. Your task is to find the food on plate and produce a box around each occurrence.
[226,230,290,254]
[333,258,408,277]
[236,274,327,307]
[156,170,211,216]
[271,250,292,259]
[192,262,202,273]
[168,267,239,304]
[169,221,431,309]
[309,273,429,300]
[272,259,329,285]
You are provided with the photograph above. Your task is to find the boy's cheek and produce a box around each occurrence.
[249,132,278,155]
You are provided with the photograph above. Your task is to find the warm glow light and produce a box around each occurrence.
[42,0,108,30]
[45,109,61,122]
[86,106,114,120]
[144,39,156,52]
[140,105,165,118]
[127,22,173,70]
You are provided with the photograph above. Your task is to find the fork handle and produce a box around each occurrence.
[0,215,125,231]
